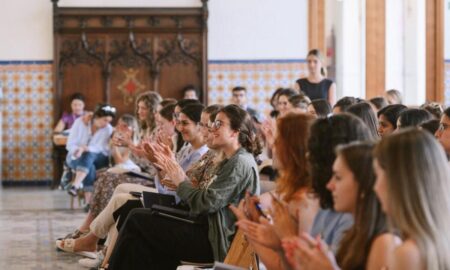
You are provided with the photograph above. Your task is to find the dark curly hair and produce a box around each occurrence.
[219,104,263,158]
[308,113,373,208]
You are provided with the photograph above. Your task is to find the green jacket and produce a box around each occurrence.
[177,148,260,261]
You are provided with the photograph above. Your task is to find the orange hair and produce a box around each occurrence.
[274,112,314,202]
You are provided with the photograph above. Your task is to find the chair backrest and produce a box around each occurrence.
[224,229,259,270]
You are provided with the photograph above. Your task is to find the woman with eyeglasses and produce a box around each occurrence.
[105,105,261,269]
[66,103,116,198]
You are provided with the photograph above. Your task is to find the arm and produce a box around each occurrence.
[177,158,258,215]
[366,233,401,270]
[87,125,113,154]
[66,119,84,153]
[328,83,336,106]
[111,145,129,165]
[390,240,423,270]
[54,119,65,133]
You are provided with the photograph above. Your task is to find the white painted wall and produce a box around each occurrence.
[208,0,308,60]
[0,0,308,61]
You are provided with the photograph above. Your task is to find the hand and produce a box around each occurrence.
[235,218,282,250]
[282,236,304,270]
[156,130,174,151]
[154,154,186,187]
[291,233,338,270]
[244,192,264,223]
[130,143,146,158]
[271,193,298,239]
[261,119,275,148]
[81,112,93,125]
[73,145,87,158]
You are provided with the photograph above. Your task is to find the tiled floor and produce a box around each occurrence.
[0,187,88,270]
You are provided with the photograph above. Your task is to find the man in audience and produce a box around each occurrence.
[436,107,450,158]
[231,86,263,123]
[182,85,200,100]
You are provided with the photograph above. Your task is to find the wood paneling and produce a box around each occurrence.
[426,0,445,103]
[308,0,325,53]
[365,0,386,98]
[51,0,209,120]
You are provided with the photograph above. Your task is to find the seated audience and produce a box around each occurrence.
[374,129,450,269]
[181,85,200,100]
[369,96,388,112]
[107,114,140,173]
[435,107,450,157]
[54,92,86,133]
[269,88,284,118]
[284,142,399,270]
[308,99,332,118]
[332,96,358,114]
[230,86,262,122]
[385,89,403,105]
[66,103,116,198]
[59,92,161,241]
[420,101,444,119]
[106,105,261,269]
[276,88,298,117]
[230,112,318,270]
[377,104,407,137]
[420,119,440,135]
[396,108,433,130]
[347,102,379,139]
[287,94,311,113]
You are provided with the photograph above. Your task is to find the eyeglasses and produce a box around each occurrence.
[211,120,228,131]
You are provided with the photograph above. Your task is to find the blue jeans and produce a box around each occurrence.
[66,151,109,191]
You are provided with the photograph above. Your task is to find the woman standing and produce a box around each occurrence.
[295,49,336,105]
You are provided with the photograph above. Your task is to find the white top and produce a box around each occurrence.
[66,117,113,157]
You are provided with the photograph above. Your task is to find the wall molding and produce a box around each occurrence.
[0,59,307,65]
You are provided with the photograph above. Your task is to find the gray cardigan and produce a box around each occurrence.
[177,148,260,261]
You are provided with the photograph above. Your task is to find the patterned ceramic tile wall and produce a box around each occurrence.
[0,61,54,184]
[445,60,450,107]
[208,60,308,115]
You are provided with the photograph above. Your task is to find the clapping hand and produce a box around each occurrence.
[154,152,186,188]
[270,193,298,239]
[282,233,338,270]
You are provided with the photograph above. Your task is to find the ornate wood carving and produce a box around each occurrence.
[52,0,209,121]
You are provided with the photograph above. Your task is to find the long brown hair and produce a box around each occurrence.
[135,91,161,134]
[274,112,314,202]
[335,142,387,270]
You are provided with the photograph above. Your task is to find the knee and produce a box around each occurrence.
[114,183,130,195]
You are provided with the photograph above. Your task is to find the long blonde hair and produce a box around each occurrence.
[374,128,450,269]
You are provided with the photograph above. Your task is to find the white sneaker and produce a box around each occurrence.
[78,251,104,268]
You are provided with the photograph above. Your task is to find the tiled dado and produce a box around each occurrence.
[0,61,54,184]
[208,60,308,115]
[446,60,450,107]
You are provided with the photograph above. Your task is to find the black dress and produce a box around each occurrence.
[296,78,333,101]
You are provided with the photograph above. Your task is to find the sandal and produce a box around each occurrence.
[57,229,90,241]
[55,238,97,259]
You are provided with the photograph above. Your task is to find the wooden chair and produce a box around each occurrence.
[223,229,259,270]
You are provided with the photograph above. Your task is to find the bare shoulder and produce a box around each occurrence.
[366,233,401,270]
[392,240,424,270]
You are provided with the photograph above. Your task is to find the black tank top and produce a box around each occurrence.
[296,78,333,101]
